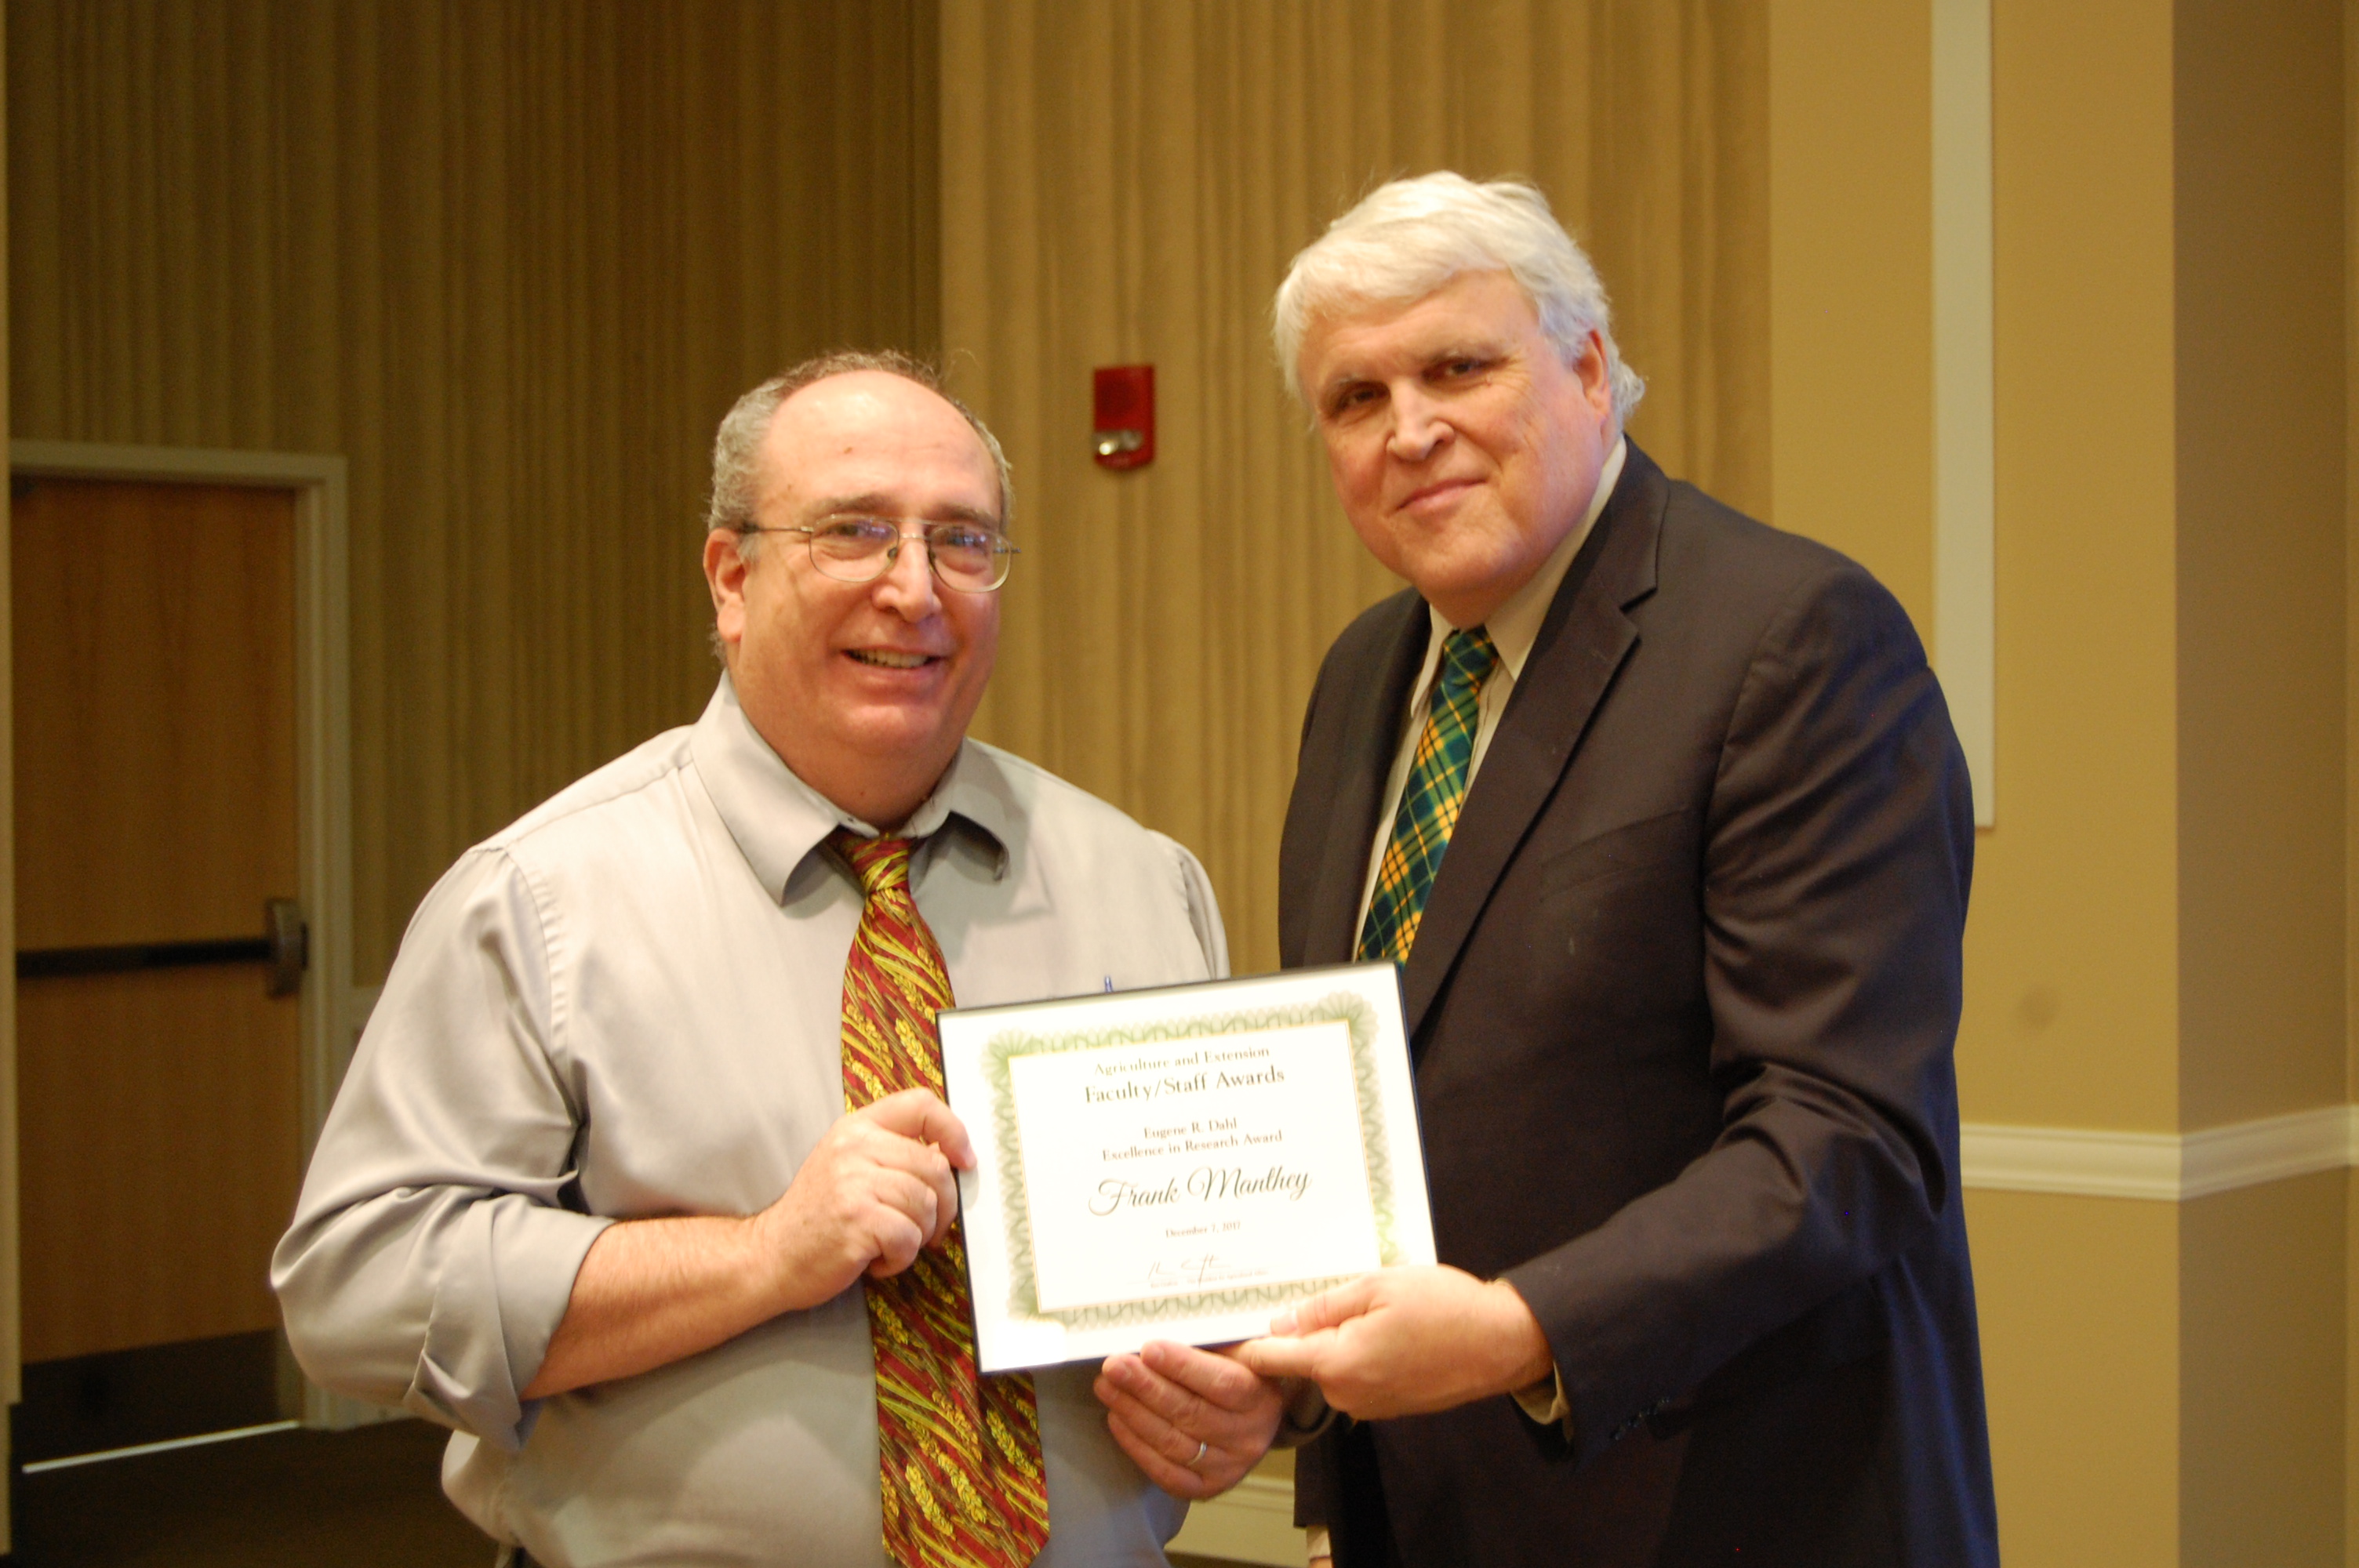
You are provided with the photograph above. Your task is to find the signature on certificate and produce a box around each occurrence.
[1147,1254,1268,1290]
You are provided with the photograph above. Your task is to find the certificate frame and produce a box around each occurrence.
[938,962,1435,1371]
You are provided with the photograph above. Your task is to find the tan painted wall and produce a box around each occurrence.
[1969,1189,2181,1566]
[2161,2,2349,1555]
[2170,2,2348,1559]
[2182,1173,2346,1565]
[7,0,940,980]
[2173,0,2347,1130]
[1765,0,1933,625]
[1975,1181,2350,1568]
[1965,0,2183,1134]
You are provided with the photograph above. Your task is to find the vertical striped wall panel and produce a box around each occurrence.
[9,0,1764,984]
[9,0,939,976]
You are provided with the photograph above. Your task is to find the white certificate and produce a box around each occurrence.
[937,963,1435,1371]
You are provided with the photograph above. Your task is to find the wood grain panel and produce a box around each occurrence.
[9,0,941,978]
[12,478,296,949]
[14,477,300,1363]
[940,0,1768,973]
[16,965,299,1360]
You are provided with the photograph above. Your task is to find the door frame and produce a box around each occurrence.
[9,441,370,1428]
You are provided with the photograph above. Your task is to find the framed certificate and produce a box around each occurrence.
[937,962,1435,1372]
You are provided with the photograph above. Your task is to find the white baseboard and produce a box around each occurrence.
[1169,1474,1300,1566]
[1960,1105,2356,1200]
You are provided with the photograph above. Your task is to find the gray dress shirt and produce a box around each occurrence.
[273,677,1229,1566]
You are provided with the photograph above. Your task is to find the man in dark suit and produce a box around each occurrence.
[1232,174,1999,1566]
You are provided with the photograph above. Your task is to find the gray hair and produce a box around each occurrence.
[1272,172,1645,424]
[707,349,1014,562]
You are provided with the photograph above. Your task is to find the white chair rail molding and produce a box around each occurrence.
[1959,1105,2358,1203]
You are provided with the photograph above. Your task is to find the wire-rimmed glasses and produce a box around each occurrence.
[746,515,1018,593]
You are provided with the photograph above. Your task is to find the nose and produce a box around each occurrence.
[871,530,943,619]
[1385,385,1452,462]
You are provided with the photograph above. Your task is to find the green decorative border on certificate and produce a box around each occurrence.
[981,989,1400,1332]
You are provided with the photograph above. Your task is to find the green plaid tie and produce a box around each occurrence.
[1358,626,1500,964]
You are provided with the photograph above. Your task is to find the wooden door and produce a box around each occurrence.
[12,477,300,1370]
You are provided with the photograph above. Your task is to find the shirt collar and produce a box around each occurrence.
[689,675,1010,902]
[907,743,1016,874]
[1430,434,1627,681]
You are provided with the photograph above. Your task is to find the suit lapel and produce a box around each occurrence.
[1302,594,1433,966]
[1398,446,1670,1040]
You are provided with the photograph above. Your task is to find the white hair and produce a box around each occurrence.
[1272,172,1645,423]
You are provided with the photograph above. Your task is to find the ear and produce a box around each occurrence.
[1571,328,1614,416]
[703,528,750,652]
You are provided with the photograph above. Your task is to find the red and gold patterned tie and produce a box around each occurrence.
[833,830,1050,1568]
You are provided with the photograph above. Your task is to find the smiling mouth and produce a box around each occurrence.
[849,649,936,670]
[1400,478,1478,510]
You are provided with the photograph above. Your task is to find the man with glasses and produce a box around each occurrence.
[275,352,1283,1567]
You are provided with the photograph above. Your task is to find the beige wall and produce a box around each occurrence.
[2171,5,2350,1547]
[7,0,941,980]
[2174,0,2347,1129]
[940,0,1768,975]
[1968,1189,2181,1566]
[1968,0,2350,1560]
[2183,1174,2347,1564]
[1971,0,2183,1134]
[1955,0,2347,1134]
[1766,0,1933,625]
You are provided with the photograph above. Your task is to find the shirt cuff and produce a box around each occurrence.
[1306,1526,1332,1563]
[404,1196,613,1452]
[1275,1378,1334,1446]
[1510,1362,1570,1426]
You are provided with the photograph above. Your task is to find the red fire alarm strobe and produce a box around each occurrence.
[1092,365,1154,470]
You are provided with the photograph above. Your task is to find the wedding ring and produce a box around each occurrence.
[1190,1439,1209,1468]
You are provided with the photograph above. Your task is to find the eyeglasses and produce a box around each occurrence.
[745,515,1018,593]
